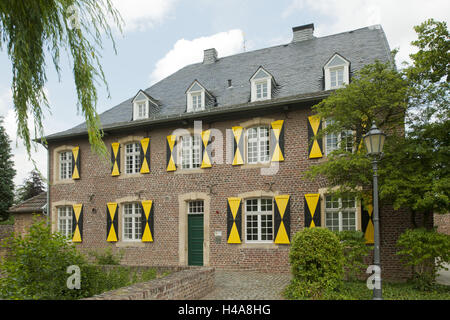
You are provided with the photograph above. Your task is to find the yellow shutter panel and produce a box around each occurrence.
[227,197,242,243]
[304,194,321,228]
[140,138,150,174]
[71,146,80,180]
[201,130,212,168]
[274,195,290,244]
[71,204,83,242]
[307,116,323,159]
[232,127,244,166]
[141,200,154,242]
[362,196,375,244]
[270,120,285,162]
[111,142,121,176]
[106,202,119,242]
[166,135,177,172]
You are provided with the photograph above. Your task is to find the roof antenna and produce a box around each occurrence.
[242,31,246,52]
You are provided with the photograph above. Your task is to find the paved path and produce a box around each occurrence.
[200,271,292,300]
[437,263,450,286]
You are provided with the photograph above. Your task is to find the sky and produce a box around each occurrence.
[0,0,448,189]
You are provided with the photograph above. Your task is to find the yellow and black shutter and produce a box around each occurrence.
[231,126,244,166]
[140,138,151,174]
[111,142,121,176]
[270,120,285,162]
[361,198,374,244]
[106,202,119,242]
[201,130,212,168]
[71,146,80,180]
[227,197,242,243]
[166,135,177,172]
[307,115,323,159]
[304,194,321,228]
[274,195,290,244]
[140,200,154,242]
[71,204,83,242]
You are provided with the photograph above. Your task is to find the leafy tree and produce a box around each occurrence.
[15,169,46,204]
[0,1,123,159]
[0,117,16,222]
[305,19,449,227]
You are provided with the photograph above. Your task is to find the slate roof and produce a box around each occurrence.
[45,25,391,141]
[9,192,47,214]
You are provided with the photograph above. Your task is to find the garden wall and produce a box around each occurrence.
[83,266,215,300]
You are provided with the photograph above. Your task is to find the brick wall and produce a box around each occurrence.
[84,267,214,300]
[0,225,14,261]
[49,106,417,280]
[13,213,44,237]
[434,214,450,235]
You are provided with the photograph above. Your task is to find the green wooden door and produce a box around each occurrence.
[188,214,204,266]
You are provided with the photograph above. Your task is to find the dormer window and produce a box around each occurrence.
[132,90,158,121]
[186,80,215,113]
[324,54,350,90]
[250,67,275,102]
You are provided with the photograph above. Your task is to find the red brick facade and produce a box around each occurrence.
[49,105,418,280]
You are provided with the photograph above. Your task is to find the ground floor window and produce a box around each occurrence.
[325,195,357,231]
[188,200,204,214]
[123,203,142,241]
[57,206,73,238]
[245,198,273,243]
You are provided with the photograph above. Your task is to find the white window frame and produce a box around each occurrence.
[324,120,354,156]
[186,81,206,113]
[245,198,274,243]
[133,99,149,120]
[324,195,358,232]
[122,203,142,241]
[250,68,272,102]
[125,142,141,174]
[57,206,73,238]
[246,126,270,164]
[324,54,350,90]
[190,91,204,111]
[188,200,204,215]
[59,151,72,180]
[180,135,202,169]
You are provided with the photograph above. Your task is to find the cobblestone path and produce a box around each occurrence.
[200,271,292,300]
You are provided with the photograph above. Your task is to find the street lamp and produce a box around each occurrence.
[363,122,386,300]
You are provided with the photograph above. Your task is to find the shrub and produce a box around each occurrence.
[88,247,123,265]
[396,228,450,290]
[335,230,370,280]
[288,227,345,299]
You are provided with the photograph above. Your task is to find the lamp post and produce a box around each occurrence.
[363,122,386,300]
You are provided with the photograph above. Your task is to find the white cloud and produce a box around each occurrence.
[150,29,245,84]
[111,0,176,32]
[282,0,450,66]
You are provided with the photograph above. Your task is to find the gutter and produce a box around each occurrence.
[37,90,331,143]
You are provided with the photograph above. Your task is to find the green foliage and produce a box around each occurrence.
[335,230,370,280]
[288,227,345,299]
[0,219,159,299]
[88,247,123,265]
[0,0,123,159]
[0,117,16,222]
[396,228,450,290]
[15,170,46,204]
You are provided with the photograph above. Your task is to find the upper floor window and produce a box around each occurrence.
[186,81,208,112]
[125,142,141,174]
[123,203,142,241]
[59,151,72,180]
[180,135,202,169]
[191,92,203,111]
[132,90,158,121]
[58,206,73,238]
[245,198,273,243]
[324,120,353,155]
[324,54,350,90]
[325,195,357,231]
[250,67,274,102]
[247,126,270,164]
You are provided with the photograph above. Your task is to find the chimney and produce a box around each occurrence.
[203,48,218,64]
[292,23,315,42]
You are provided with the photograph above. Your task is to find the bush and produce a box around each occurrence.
[88,247,123,265]
[288,227,345,299]
[396,228,450,290]
[335,230,370,280]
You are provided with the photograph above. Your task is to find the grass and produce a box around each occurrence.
[284,280,450,300]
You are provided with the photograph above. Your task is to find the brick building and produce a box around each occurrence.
[41,24,416,280]
[8,192,46,236]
